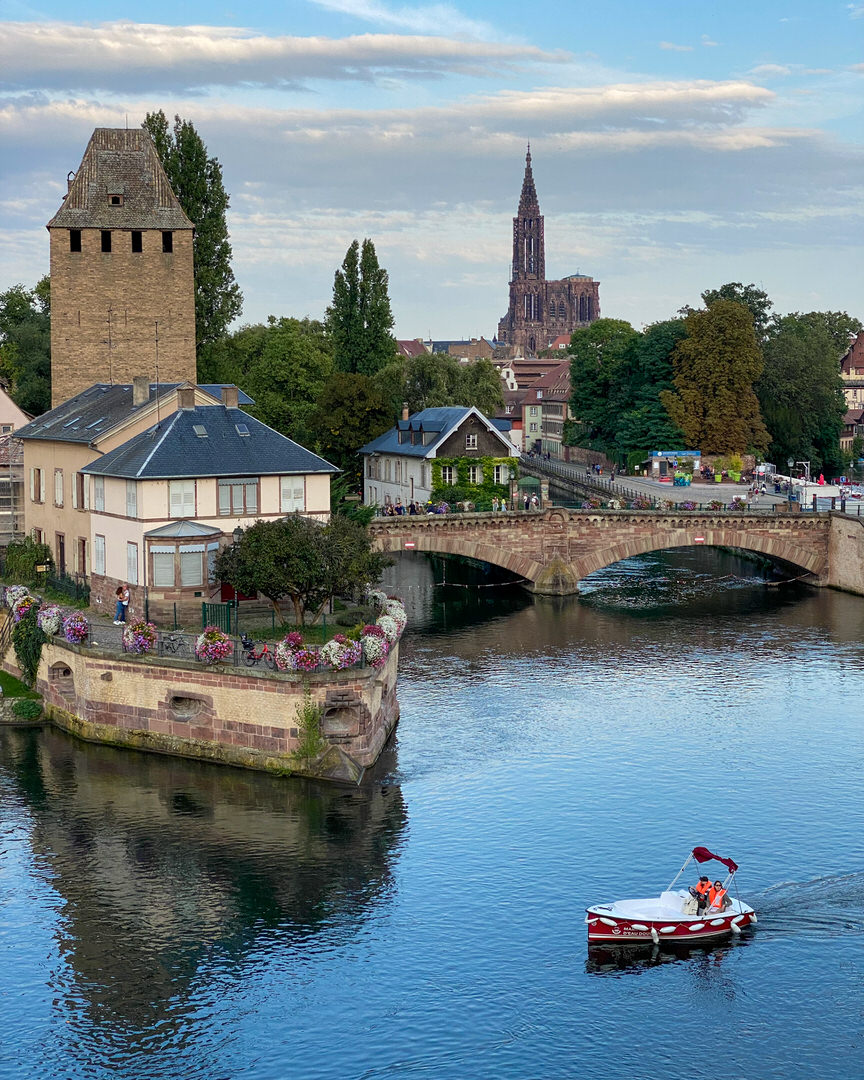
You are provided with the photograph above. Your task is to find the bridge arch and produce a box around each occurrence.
[369,510,831,595]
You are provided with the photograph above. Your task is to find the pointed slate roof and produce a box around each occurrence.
[359,406,515,459]
[47,128,193,231]
[81,405,338,480]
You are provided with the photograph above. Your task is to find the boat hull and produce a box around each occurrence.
[586,905,756,944]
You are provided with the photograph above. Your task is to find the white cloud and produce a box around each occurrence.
[0,20,566,93]
[659,41,693,52]
[847,4,864,17]
[749,64,792,77]
[306,0,500,39]
[701,35,719,47]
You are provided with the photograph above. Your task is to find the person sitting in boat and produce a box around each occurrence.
[709,881,731,912]
[689,875,712,914]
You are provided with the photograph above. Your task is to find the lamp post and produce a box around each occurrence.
[232,525,244,545]
[787,457,794,507]
[795,460,811,512]
[509,468,518,511]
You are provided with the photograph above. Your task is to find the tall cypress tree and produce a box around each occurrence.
[326,238,395,376]
[143,111,243,356]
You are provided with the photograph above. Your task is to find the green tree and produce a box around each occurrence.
[568,318,639,453]
[242,317,333,444]
[456,358,505,416]
[661,300,769,454]
[758,313,848,473]
[326,239,396,376]
[214,515,388,624]
[0,277,51,415]
[782,311,862,362]
[309,372,392,485]
[196,322,269,385]
[699,282,773,341]
[613,319,688,457]
[143,111,243,356]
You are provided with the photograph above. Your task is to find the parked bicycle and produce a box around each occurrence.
[160,633,187,657]
[240,633,276,669]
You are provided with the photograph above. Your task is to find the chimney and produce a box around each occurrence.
[221,385,239,409]
[402,402,410,422]
[177,387,196,410]
[132,376,149,407]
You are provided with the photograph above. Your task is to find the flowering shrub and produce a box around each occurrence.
[580,498,602,510]
[361,633,390,669]
[629,496,653,510]
[12,594,38,623]
[382,598,407,634]
[678,500,697,511]
[376,614,400,644]
[283,631,304,649]
[195,625,233,665]
[708,499,725,510]
[291,647,321,672]
[123,621,158,654]
[4,585,29,608]
[364,585,388,610]
[728,497,748,511]
[275,631,305,671]
[63,611,89,643]
[319,634,362,671]
[37,604,63,635]
[362,623,386,639]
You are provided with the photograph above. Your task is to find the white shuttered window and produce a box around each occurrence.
[280,476,305,513]
[94,535,106,575]
[169,480,195,517]
[126,542,138,585]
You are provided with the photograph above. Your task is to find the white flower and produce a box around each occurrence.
[376,615,400,643]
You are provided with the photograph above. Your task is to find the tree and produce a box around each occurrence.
[309,372,393,485]
[568,318,638,453]
[326,239,396,376]
[758,313,848,473]
[782,310,862,362]
[661,300,769,454]
[456,358,505,417]
[143,111,243,356]
[612,319,688,458]
[242,317,333,444]
[699,282,773,341]
[0,277,51,415]
[214,515,388,624]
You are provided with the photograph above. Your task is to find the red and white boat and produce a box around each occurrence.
[586,846,757,945]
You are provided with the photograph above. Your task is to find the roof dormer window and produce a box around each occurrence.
[109,194,123,206]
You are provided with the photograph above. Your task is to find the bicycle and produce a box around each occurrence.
[240,633,276,669]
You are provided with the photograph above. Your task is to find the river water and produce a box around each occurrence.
[2,549,863,1080]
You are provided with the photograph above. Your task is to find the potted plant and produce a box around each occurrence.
[123,621,158,654]
[195,625,233,665]
[63,611,89,643]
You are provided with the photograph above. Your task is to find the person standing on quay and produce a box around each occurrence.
[114,585,130,625]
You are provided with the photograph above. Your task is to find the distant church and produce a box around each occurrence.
[497,149,600,356]
[46,128,197,406]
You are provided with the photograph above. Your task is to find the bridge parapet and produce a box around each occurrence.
[370,508,834,595]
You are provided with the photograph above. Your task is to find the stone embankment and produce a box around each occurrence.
[0,620,400,784]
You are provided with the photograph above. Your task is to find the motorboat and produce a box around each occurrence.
[586,846,757,945]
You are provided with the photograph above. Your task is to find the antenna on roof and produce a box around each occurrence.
[125,113,128,130]
[105,307,114,385]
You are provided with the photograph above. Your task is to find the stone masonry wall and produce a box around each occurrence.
[1,627,399,781]
[371,508,834,595]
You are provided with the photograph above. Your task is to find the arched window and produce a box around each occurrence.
[579,295,587,321]
[559,301,566,320]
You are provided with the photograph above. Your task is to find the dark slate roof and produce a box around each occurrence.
[16,383,253,444]
[47,128,193,231]
[359,406,514,459]
[82,406,338,479]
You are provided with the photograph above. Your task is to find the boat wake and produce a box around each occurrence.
[748,870,864,938]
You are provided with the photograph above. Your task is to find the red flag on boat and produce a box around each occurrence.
[692,846,738,873]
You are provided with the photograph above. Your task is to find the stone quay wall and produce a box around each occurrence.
[1,628,399,783]
[370,509,858,595]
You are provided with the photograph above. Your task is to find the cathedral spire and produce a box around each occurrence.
[518,144,539,214]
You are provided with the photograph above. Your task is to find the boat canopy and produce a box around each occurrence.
[692,846,738,874]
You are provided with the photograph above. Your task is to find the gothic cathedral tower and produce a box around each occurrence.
[47,128,197,406]
[497,148,600,355]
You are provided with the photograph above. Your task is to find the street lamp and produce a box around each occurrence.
[787,457,794,504]
[509,467,518,511]
[232,525,244,544]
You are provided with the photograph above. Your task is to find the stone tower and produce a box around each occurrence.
[47,128,196,406]
[497,148,600,356]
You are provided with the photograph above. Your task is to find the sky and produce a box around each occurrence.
[1,0,862,340]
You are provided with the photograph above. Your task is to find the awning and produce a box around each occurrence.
[692,846,739,873]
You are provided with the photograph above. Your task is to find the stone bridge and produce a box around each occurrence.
[369,508,864,595]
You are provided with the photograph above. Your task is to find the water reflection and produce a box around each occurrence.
[0,726,407,1068]
[585,939,744,978]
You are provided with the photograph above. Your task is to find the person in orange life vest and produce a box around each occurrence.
[709,881,731,911]
[689,875,712,913]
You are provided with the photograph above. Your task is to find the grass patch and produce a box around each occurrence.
[0,669,40,699]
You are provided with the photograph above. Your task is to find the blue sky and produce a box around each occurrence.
[1,0,862,339]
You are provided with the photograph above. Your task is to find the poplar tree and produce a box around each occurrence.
[661,300,769,455]
[143,111,243,356]
[326,238,396,376]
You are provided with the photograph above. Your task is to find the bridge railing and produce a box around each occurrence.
[521,453,659,506]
